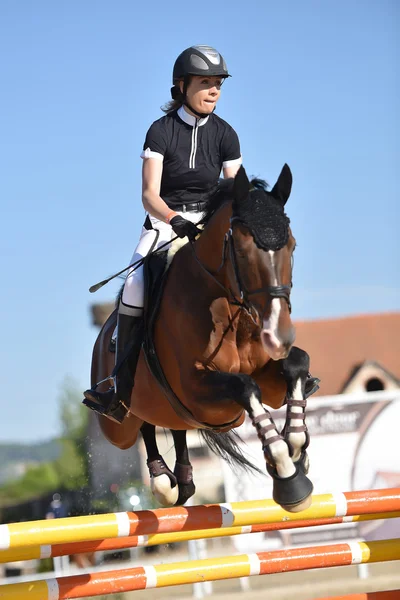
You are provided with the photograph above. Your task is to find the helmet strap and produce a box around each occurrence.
[183,100,212,119]
[170,86,181,100]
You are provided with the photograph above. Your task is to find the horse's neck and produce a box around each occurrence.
[195,201,232,273]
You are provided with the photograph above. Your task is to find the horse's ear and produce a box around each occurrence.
[233,165,250,205]
[270,164,292,206]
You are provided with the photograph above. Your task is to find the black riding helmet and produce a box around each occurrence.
[171,45,230,117]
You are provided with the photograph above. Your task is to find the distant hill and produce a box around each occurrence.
[0,439,61,485]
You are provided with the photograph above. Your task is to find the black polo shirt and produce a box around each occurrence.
[141,106,242,208]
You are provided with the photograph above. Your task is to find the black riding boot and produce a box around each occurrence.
[83,314,144,424]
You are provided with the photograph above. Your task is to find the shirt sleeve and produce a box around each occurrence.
[221,126,242,168]
[140,121,167,161]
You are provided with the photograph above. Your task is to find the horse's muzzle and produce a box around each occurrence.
[261,327,295,360]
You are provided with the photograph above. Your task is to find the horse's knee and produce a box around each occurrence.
[230,375,261,410]
[281,347,310,387]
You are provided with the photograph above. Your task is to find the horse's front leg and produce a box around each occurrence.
[281,347,320,472]
[195,371,313,512]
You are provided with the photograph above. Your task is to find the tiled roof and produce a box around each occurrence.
[294,312,400,396]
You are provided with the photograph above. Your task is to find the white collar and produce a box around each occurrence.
[177,105,209,127]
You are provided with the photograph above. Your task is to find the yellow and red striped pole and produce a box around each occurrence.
[0,488,399,551]
[1,509,399,564]
[0,539,399,599]
[316,592,400,599]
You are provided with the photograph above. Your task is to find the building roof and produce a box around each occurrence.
[294,312,400,396]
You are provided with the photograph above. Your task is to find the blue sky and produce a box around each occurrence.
[1,1,398,443]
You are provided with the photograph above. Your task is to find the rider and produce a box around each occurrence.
[83,45,242,423]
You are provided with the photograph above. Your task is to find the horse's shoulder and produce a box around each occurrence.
[195,298,240,373]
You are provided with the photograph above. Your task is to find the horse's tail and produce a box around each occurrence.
[199,429,263,475]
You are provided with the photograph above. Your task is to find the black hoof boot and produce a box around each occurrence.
[174,463,196,506]
[267,463,314,512]
[305,375,320,399]
[82,387,128,424]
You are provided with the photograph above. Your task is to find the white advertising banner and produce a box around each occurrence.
[221,389,400,551]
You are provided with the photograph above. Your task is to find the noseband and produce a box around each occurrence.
[191,219,292,326]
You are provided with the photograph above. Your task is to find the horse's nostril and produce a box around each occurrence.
[261,327,295,360]
[261,330,285,358]
[261,331,277,350]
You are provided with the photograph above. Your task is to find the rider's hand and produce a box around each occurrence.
[170,215,201,241]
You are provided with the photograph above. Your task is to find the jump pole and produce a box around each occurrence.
[0,488,399,551]
[0,538,399,599]
[315,592,400,600]
[1,509,399,564]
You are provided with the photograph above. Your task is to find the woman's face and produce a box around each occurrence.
[180,76,223,115]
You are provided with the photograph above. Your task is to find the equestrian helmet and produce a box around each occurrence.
[172,45,230,84]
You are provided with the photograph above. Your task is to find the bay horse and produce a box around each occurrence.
[89,165,318,513]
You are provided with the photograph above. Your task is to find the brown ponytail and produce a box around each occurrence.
[161,81,189,114]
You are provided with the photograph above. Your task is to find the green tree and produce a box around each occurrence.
[59,375,89,441]
[0,462,60,504]
[57,375,90,486]
[0,376,89,507]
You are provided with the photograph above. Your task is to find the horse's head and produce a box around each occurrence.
[230,165,296,359]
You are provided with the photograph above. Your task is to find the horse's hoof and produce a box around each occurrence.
[173,462,196,506]
[281,493,313,513]
[151,475,179,507]
[175,481,196,506]
[147,458,178,507]
[267,463,313,511]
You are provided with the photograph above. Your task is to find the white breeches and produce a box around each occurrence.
[120,210,203,316]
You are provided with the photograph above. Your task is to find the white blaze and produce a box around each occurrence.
[263,251,281,336]
[268,251,278,285]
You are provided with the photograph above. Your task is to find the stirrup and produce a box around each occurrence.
[83,391,128,424]
[82,376,128,424]
[91,375,115,390]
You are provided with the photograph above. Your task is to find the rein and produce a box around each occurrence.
[89,235,180,293]
[190,219,292,326]
[90,214,292,327]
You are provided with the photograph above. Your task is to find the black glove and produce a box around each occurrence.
[170,215,201,241]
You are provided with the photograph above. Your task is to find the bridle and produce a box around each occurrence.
[191,218,292,327]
